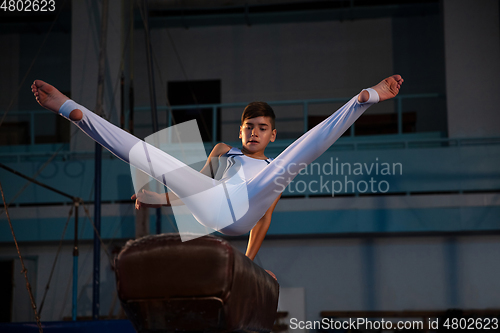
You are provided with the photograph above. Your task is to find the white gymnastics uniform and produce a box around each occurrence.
[215,147,272,182]
[59,88,379,235]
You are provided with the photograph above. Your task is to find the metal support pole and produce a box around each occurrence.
[72,201,79,321]
[93,144,102,320]
[143,0,159,133]
[129,0,135,135]
[141,0,162,235]
[93,0,109,320]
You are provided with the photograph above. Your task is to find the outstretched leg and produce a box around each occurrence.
[268,75,404,178]
[31,80,221,203]
[31,80,242,233]
[221,75,404,235]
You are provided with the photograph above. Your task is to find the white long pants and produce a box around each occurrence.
[59,88,379,235]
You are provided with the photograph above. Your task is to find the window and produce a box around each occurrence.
[167,80,221,142]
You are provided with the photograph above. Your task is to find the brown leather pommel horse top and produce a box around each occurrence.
[115,233,280,333]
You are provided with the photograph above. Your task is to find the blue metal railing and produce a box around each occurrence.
[3,136,500,164]
[3,109,47,145]
[1,93,443,150]
[134,93,445,147]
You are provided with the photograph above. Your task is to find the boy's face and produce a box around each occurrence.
[239,116,276,153]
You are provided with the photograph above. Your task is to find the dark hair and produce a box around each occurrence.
[241,102,276,129]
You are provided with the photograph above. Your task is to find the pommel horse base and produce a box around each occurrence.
[115,233,280,333]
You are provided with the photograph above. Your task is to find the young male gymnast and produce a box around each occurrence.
[31,75,403,267]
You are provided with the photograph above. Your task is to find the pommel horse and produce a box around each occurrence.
[115,233,280,332]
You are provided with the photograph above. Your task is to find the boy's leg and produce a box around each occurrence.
[31,80,219,201]
[265,75,403,179]
[220,92,377,235]
[239,76,403,223]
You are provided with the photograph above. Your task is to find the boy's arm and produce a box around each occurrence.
[132,188,182,208]
[199,142,232,178]
[245,193,282,260]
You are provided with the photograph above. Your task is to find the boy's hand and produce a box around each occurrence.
[131,189,163,210]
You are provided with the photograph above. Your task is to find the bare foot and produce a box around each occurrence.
[358,75,404,103]
[31,80,82,121]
